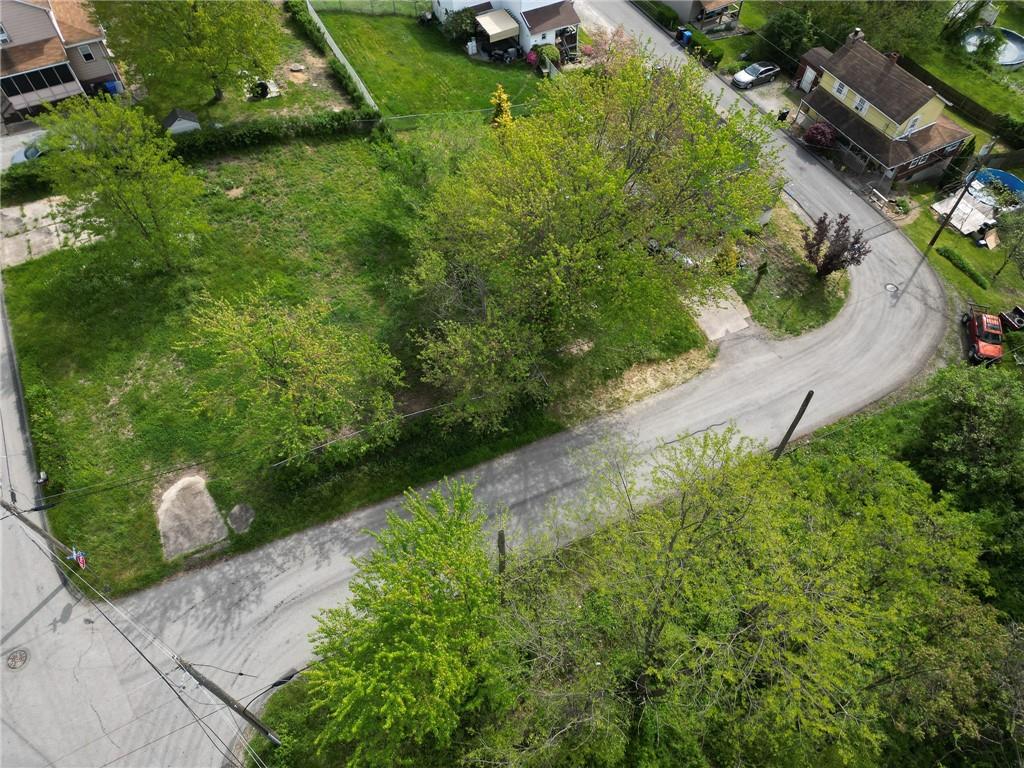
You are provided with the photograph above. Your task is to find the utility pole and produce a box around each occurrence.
[0,497,282,748]
[773,390,814,460]
[924,139,996,258]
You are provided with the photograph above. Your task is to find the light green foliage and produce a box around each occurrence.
[482,431,1006,767]
[186,286,402,464]
[995,209,1024,280]
[307,482,506,767]
[413,53,779,429]
[92,0,281,104]
[34,95,204,270]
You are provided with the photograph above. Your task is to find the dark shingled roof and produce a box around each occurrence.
[822,39,935,124]
[805,89,970,169]
[161,107,200,130]
[801,46,832,71]
[522,0,580,32]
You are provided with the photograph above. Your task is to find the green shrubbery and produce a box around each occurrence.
[632,0,679,29]
[284,0,369,109]
[171,108,380,158]
[936,245,990,288]
[536,43,561,65]
[686,25,725,68]
[0,162,50,206]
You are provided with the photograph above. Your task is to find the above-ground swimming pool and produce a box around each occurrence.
[963,26,1024,70]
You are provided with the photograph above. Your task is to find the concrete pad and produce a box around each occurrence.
[695,286,752,341]
[228,503,255,535]
[1,196,92,267]
[155,475,228,560]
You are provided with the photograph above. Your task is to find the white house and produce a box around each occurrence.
[432,0,580,57]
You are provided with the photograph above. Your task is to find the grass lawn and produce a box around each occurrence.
[317,13,542,115]
[900,206,1024,310]
[138,10,351,126]
[905,43,1024,121]
[732,205,849,335]
[5,131,702,595]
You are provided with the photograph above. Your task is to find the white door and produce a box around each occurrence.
[799,66,816,93]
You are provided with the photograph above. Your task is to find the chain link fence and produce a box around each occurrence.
[310,0,432,16]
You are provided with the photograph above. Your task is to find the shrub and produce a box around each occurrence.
[632,0,679,29]
[580,44,594,57]
[525,50,539,66]
[0,161,50,205]
[996,114,1024,149]
[536,43,561,65]
[803,121,837,148]
[170,108,380,159]
[893,197,911,215]
[936,245,990,288]
[686,25,724,68]
[284,0,367,109]
[441,7,476,42]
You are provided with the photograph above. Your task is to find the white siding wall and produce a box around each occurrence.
[0,1,58,48]
[67,41,116,83]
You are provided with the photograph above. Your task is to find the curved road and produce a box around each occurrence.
[1,3,948,766]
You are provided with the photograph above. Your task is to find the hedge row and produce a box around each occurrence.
[686,25,725,68]
[284,0,369,111]
[632,0,679,30]
[936,246,990,289]
[171,108,380,158]
[0,161,50,205]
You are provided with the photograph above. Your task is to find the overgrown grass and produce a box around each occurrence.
[5,132,704,595]
[900,207,1024,309]
[905,43,1024,122]
[317,13,542,116]
[248,675,329,768]
[732,206,849,335]
[138,11,351,126]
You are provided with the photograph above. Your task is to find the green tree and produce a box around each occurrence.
[412,53,779,429]
[92,0,281,104]
[479,431,1008,767]
[994,209,1024,280]
[791,1,946,54]
[756,8,811,70]
[185,286,403,464]
[908,364,1024,617]
[307,482,507,767]
[490,83,513,128]
[35,94,205,271]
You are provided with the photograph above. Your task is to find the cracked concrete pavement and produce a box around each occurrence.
[1,3,949,765]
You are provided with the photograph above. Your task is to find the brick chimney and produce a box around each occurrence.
[847,27,865,44]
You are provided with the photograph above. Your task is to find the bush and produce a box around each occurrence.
[171,108,380,159]
[536,43,561,65]
[936,245,990,288]
[996,113,1024,149]
[441,7,476,42]
[0,161,50,205]
[803,121,836,148]
[893,197,911,215]
[632,0,679,29]
[284,0,367,109]
[686,25,724,68]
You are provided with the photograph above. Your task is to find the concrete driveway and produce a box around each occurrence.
[0,3,949,766]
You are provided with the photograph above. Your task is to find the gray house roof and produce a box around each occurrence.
[161,108,200,130]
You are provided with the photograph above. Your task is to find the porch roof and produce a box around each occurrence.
[476,9,518,42]
[805,89,970,169]
[1,37,67,76]
[522,0,579,33]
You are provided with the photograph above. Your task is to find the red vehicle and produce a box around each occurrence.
[961,304,1004,364]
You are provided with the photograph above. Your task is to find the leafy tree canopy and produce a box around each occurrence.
[92,0,282,104]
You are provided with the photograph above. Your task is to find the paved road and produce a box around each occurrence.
[0,3,948,765]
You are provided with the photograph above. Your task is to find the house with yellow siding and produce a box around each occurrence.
[795,29,971,188]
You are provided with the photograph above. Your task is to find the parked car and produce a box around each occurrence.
[731,61,780,90]
[961,303,1004,364]
[10,142,45,165]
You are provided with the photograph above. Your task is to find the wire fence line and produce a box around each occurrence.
[310,0,432,16]
[303,0,379,112]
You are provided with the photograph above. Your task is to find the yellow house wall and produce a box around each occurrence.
[818,70,946,139]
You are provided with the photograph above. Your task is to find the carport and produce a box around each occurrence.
[475,8,519,52]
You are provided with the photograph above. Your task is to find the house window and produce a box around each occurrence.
[541,32,547,40]
[853,95,868,114]
[78,44,95,62]
[0,24,9,43]
[833,80,846,98]
[909,154,930,168]
[1,64,75,96]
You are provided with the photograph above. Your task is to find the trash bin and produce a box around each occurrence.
[681,29,693,47]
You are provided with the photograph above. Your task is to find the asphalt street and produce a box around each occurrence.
[0,3,949,765]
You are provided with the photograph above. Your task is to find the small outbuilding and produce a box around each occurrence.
[795,46,832,92]
[161,107,201,135]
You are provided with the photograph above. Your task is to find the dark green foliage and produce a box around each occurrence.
[755,7,810,71]
[790,0,946,56]
[284,0,368,108]
[0,161,50,205]
[536,43,561,64]
[440,7,476,42]
[936,245,989,288]
[632,0,679,30]
[170,109,380,158]
[996,113,1024,149]
[685,25,724,67]
[907,364,1024,617]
